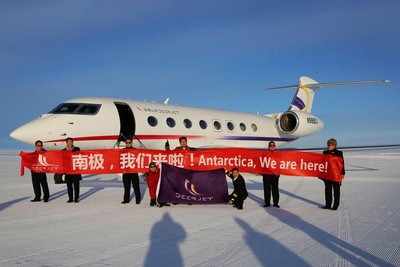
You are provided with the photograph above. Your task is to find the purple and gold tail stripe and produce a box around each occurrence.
[289,83,314,112]
[291,96,306,110]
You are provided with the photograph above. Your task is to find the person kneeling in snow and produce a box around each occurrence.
[226,167,248,210]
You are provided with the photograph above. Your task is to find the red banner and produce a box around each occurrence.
[20,148,344,182]
[20,150,71,176]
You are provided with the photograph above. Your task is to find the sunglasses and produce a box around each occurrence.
[269,144,275,147]
[126,141,132,144]
[36,144,43,147]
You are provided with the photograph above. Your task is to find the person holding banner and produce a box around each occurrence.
[30,140,50,202]
[144,162,159,207]
[226,168,248,210]
[121,138,141,204]
[262,141,280,208]
[144,162,170,207]
[64,138,81,203]
[166,136,196,151]
[321,138,345,210]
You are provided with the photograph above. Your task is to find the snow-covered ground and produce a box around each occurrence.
[1,150,399,266]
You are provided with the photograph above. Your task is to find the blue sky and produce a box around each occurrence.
[1,0,399,150]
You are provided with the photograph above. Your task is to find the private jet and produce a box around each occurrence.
[10,76,389,150]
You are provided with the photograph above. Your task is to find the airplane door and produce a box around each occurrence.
[114,102,135,141]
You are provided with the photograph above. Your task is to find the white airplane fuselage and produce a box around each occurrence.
[10,95,323,150]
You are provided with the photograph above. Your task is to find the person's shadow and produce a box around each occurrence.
[235,217,311,266]
[256,193,395,267]
[0,196,30,213]
[144,213,186,267]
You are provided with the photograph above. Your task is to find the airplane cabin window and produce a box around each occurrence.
[199,120,207,129]
[213,120,222,131]
[148,116,158,127]
[49,103,101,115]
[240,123,246,131]
[227,121,234,131]
[183,119,192,129]
[251,123,258,132]
[166,117,176,128]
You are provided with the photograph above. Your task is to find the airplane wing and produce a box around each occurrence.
[281,144,400,152]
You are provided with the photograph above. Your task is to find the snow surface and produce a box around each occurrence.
[1,150,399,266]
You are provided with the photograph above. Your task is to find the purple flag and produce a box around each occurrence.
[157,163,229,204]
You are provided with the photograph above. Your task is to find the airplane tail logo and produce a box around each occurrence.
[184,179,204,196]
[289,76,319,113]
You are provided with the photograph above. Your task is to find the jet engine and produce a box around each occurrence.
[277,110,324,137]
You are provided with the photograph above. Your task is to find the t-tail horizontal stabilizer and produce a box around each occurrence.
[266,76,390,113]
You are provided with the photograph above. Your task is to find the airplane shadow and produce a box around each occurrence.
[82,174,99,179]
[281,188,321,207]
[246,180,321,207]
[0,196,30,213]
[81,176,121,188]
[78,177,148,202]
[79,176,121,201]
[144,213,186,267]
[246,192,394,266]
[49,188,68,201]
[235,217,311,266]
[346,165,379,172]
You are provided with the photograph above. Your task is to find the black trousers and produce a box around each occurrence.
[230,193,247,209]
[323,180,341,209]
[66,175,80,201]
[235,197,245,209]
[31,172,50,201]
[263,174,280,205]
[123,173,141,203]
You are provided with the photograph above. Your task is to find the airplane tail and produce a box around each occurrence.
[289,76,318,113]
[267,76,390,114]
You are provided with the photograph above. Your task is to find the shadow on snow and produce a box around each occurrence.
[144,213,186,267]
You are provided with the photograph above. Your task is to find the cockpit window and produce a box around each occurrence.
[76,104,101,114]
[50,103,80,113]
[49,103,101,115]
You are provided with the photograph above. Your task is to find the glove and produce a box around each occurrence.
[227,200,233,205]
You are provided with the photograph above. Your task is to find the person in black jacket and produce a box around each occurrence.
[121,138,141,204]
[30,140,50,202]
[321,138,345,210]
[64,137,81,203]
[262,141,280,208]
[226,167,248,210]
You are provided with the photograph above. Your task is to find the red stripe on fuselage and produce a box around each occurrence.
[135,135,203,140]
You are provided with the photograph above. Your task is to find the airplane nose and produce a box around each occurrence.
[9,129,17,139]
[10,116,55,145]
[10,116,69,148]
[10,124,32,144]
